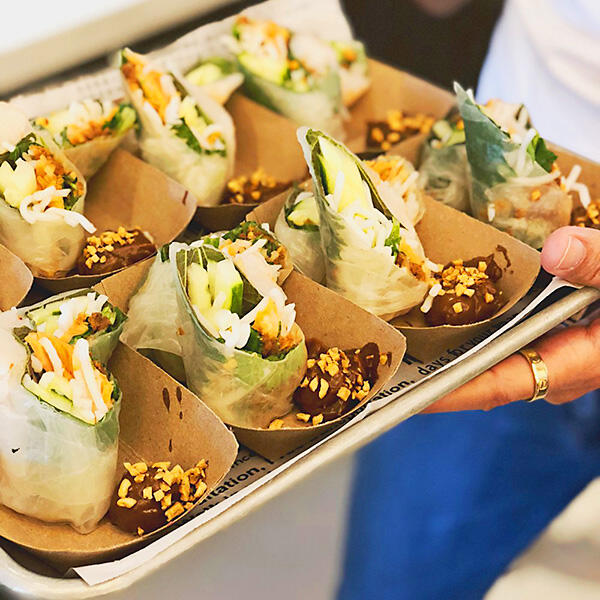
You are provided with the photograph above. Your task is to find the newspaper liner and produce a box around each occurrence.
[36,149,197,293]
[97,258,405,460]
[194,94,308,231]
[0,245,33,310]
[247,185,540,362]
[0,343,238,571]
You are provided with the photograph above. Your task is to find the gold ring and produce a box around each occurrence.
[518,348,549,403]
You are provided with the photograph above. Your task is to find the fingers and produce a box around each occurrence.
[541,226,600,287]
[422,353,534,413]
[423,318,600,413]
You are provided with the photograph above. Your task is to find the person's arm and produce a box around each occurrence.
[425,226,600,413]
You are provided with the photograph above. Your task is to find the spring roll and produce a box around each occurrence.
[185,57,244,105]
[229,17,345,138]
[418,109,470,212]
[32,99,137,178]
[274,186,325,283]
[119,48,236,207]
[25,290,126,365]
[331,40,370,107]
[455,83,572,248]
[298,128,434,320]
[171,242,307,428]
[0,307,121,533]
[0,103,92,277]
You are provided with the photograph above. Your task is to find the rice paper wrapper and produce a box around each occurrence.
[0,196,87,278]
[274,202,325,283]
[64,131,134,180]
[0,323,121,533]
[238,65,346,140]
[418,142,470,212]
[120,253,186,380]
[171,246,308,429]
[23,289,126,366]
[473,180,571,250]
[187,72,244,106]
[122,68,236,207]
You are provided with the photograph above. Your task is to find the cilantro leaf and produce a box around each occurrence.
[0,133,37,168]
[526,134,557,173]
[384,220,402,257]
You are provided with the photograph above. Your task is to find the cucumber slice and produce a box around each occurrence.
[318,137,369,211]
[432,119,453,142]
[238,52,287,85]
[288,196,320,228]
[187,262,212,313]
[212,259,243,315]
[23,378,75,418]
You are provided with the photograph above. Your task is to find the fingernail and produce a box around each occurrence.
[544,235,586,271]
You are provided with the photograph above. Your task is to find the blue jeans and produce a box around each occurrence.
[338,392,600,600]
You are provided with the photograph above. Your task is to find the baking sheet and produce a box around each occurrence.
[72,275,583,585]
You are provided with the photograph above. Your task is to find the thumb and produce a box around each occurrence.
[541,226,600,287]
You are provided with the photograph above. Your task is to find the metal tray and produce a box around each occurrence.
[2,285,598,599]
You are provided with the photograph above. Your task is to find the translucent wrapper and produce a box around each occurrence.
[171,245,307,429]
[418,142,470,212]
[473,179,571,250]
[273,189,325,283]
[299,128,429,320]
[0,322,121,533]
[120,253,186,381]
[335,42,370,107]
[239,63,345,139]
[0,196,86,278]
[121,67,236,207]
[24,289,127,365]
[456,84,571,248]
[64,133,132,180]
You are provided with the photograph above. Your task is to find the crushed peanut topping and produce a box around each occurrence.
[223,168,289,205]
[296,412,311,422]
[312,414,324,426]
[117,497,137,509]
[452,302,463,314]
[572,198,600,229]
[118,479,132,499]
[366,110,436,150]
[268,418,284,430]
[82,226,141,267]
[111,459,209,535]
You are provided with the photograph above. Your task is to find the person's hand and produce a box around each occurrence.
[424,226,600,413]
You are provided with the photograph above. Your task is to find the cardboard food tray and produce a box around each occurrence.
[248,188,541,362]
[193,94,308,232]
[35,149,197,293]
[95,257,406,461]
[0,342,238,572]
[0,244,33,310]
